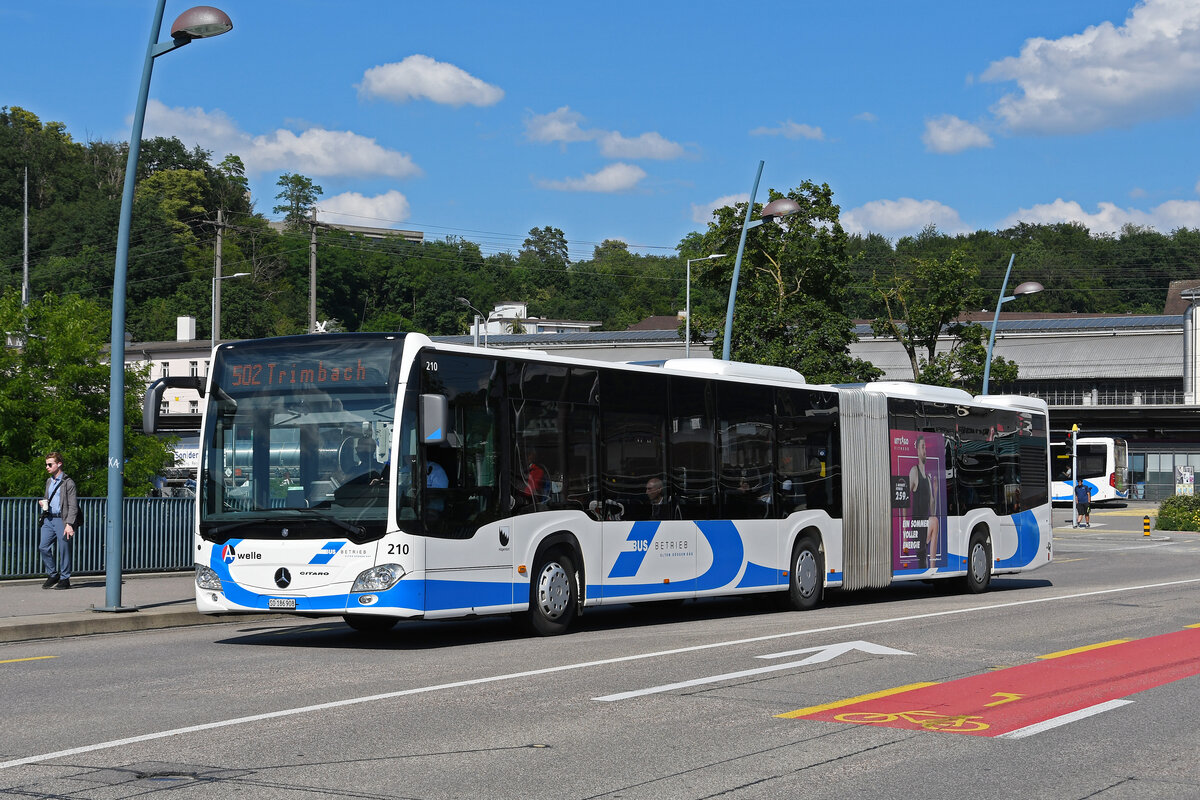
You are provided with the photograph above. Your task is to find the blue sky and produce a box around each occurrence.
[4,0,1200,261]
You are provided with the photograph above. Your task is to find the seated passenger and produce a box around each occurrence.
[646,477,671,519]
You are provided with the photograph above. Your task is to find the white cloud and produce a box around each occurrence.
[537,163,647,193]
[525,106,683,159]
[249,128,419,178]
[749,120,825,140]
[318,190,412,227]
[998,198,1200,234]
[1195,176,1200,195]
[358,54,504,107]
[525,106,595,144]
[691,193,750,225]
[144,100,421,178]
[981,0,1200,134]
[598,131,684,159]
[922,115,993,154]
[842,198,971,237]
[854,112,878,123]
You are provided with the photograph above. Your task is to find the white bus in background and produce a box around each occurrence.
[1051,436,1129,504]
[145,332,1053,635]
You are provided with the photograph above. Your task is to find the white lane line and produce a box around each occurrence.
[4,576,1199,770]
[997,699,1134,739]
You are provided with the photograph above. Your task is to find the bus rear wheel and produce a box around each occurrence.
[788,536,824,611]
[962,533,992,594]
[525,551,578,636]
[343,614,397,633]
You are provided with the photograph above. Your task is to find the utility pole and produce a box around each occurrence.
[309,206,318,333]
[212,209,223,344]
[22,166,29,306]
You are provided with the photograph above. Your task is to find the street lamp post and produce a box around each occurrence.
[685,254,725,358]
[982,253,1043,395]
[456,297,491,348]
[101,2,232,613]
[721,161,801,361]
[212,272,250,350]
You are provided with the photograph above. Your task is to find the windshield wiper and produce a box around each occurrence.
[278,507,365,538]
[205,517,274,539]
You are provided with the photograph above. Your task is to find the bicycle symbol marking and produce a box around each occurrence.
[834,709,990,732]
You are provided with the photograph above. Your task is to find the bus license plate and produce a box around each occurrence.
[268,598,296,610]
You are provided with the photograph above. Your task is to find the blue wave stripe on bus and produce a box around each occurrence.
[424,579,514,610]
[693,521,746,590]
[737,561,783,589]
[995,509,1041,569]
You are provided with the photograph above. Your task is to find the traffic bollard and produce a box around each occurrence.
[1144,515,1150,537]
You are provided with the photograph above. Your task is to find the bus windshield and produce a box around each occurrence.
[199,335,405,542]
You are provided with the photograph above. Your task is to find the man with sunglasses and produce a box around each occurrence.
[39,452,79,590]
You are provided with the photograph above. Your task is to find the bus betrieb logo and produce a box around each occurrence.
[221,544,236,564]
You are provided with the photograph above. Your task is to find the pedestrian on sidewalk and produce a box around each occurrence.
[1073,481,1092,528]
[39,452,79,590]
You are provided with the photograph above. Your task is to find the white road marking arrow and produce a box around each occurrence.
[594,640,911,702]
[757,640,913,665]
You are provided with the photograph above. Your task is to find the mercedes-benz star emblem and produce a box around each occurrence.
[274,567,292,588]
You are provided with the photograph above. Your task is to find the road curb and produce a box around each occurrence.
[0,610,276,643]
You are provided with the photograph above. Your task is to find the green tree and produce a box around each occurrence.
[919,322,1018,392]
[0,290,173,496]
[273,172,322,231]
[691,183,880,383]
[871,243,991,385]
[520,225,570,300]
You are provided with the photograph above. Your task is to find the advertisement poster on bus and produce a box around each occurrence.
[890,430,948,571]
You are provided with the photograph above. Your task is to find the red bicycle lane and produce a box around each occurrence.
[779,625,1200,738]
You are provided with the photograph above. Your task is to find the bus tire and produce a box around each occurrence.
[525,550,578,636]
[962,532,992,594]
[788,535,824,611]
[343,614,397,633]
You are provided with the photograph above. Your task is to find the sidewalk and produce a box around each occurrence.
[0,571,271,644]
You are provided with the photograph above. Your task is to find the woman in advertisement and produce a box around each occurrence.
[908,435,941,569]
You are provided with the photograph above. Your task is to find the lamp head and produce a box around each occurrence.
[1013,281,1044,297]
[708,253,727,260]
[171,6,233,41]
[759,197,801,223]
[455,297,470,307]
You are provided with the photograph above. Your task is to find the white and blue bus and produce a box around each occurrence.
[146,332,1052,635]
[1051,436,1129,504]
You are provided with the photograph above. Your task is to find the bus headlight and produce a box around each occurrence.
[196,565,223,591]
[352,564,405,593]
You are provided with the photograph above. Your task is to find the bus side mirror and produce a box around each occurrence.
[143,376,206,434]
[420,394,450,445]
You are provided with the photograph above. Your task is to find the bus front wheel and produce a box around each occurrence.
[525,551,578,636]
[788,536,824,611]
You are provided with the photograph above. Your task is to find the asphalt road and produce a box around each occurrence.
[2,505,1198,799]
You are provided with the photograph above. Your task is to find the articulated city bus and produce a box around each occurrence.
[1051,436,1129,504]
[145,332,1052,635]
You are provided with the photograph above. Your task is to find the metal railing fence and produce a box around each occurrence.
[0,497,193,579]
